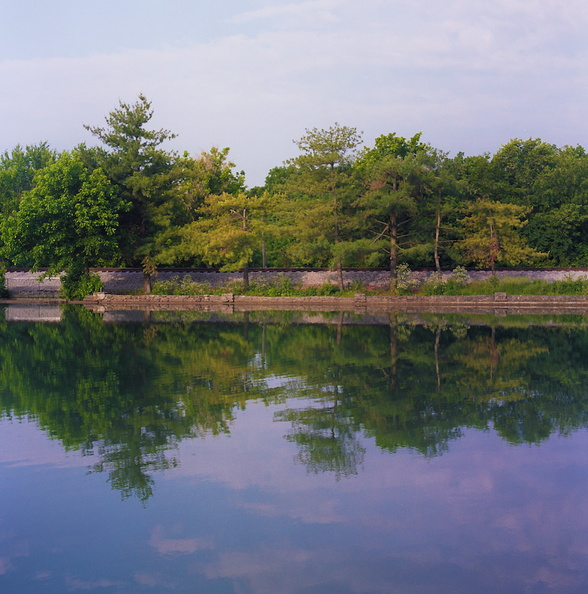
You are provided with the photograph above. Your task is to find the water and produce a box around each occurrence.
[1,306,588,592]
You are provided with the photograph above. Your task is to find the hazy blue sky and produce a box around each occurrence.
[1,0,586,185]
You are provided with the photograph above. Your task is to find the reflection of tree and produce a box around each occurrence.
[275,365,365,480]
[2,308,588,498]
[0,307,272,502]
[448,331,548,401]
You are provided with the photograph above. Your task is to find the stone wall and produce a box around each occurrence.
[6,267,588,297]
[84,292,588,317]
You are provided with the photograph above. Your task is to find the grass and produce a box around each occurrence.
[152,274,380,297]
[420,275,588,296]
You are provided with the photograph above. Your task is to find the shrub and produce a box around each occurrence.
[0,264,7,298]
[395,264,420,295]
[421,271,446,295]
[152,275,215,295]
[60,270,103,300]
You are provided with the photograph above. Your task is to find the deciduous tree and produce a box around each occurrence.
[2,151,128,298]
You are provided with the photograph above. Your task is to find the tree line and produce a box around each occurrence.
[1,94,588,297]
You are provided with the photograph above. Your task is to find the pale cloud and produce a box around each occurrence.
[0,0,587,185]
[64,576,126,591]
[0,558,13,575]
[232,0,349,26]
[149,525,214,556]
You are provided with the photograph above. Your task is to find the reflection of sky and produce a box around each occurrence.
[1,402,588,592]
[0,420,88,469]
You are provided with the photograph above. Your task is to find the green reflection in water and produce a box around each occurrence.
[1,305,588,502]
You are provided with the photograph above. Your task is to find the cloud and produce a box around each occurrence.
[149,525,214,556]
[1,0,587,185]
[65,576,125,591]
[232,0,348,26]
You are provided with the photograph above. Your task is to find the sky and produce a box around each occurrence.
[0,0,587,186]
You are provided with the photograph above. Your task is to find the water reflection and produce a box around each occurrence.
[1,306,588,501]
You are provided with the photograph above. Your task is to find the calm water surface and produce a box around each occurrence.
[1,306,588,593]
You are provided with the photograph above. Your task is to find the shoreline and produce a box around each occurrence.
[5,292,588,315]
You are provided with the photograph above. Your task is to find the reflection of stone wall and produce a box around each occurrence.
[5,305,62,322]
[6,268,588,297]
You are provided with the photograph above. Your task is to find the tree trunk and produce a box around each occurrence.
[143,272,152,294]
[336,261,344,290]
[332,178,344,291]
[434,209,442,272]
[261,230,267,269]
[389,212,398,291]
[261,214,267,268]
[243,262,249,290]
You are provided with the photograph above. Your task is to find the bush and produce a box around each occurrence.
[421,271,446,295]
[0,264,8,298]
[395,264,420,295]
[421,267,470,296]
[428,273,588,296]
[60,270,103,300]
[152,275,215,295]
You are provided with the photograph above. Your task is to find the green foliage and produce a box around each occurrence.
[420,274,588,296]
[281,124,364,287]
[455,199,546,269]
[152,275,216,295]
[84,94,180,266]
[152,274,363,297]
[0,142,57,217]
[2,152,128,289]
[5,112,588,275]
[6,307,588,500]
[290,123,363,169]
[394,263,420,294]
[159,191,273,288]
[60,269,103,300]
[490,138,559,206]
[354,133,436,285]
[0,263,7,298]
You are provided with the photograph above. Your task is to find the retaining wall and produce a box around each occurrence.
[7,267,588,297]
[83,291,588,316]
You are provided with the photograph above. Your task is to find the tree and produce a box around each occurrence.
[160,191,272,289]
[0,143,57,218]
[490,138,559,207]
[2,151,128,298]
[284,123,363,289]
[354,133,433,287]
[427,152,467,271]
[522,145,588,265]
[155,146,248,266]
[454,199,545,271]
[83,94,179,291]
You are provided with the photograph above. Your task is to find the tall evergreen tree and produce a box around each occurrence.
[284,123,363,289]
[354,133,432,287]
[84,94,179,291]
